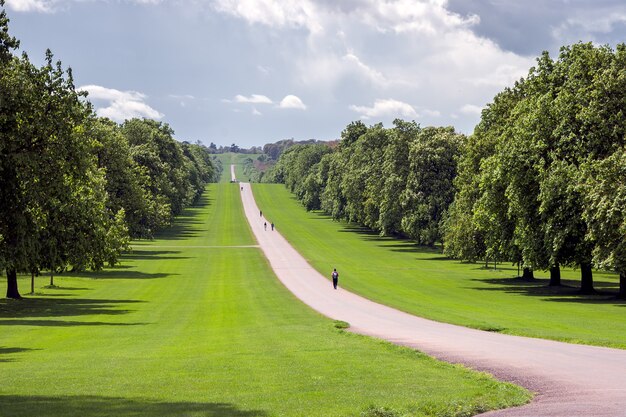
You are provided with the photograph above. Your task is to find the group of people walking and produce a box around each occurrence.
[260,210,274,231]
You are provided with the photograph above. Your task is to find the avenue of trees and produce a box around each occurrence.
[0,3,217,299]
[268,42,626,298]
[265,121,464,247]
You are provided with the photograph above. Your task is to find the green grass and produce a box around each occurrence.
[253,183,626,349]
[0,183,529,417]
[213,153,261,183]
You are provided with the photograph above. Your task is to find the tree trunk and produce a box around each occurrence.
[522,267,535,280]
[50,270,54,287]
[6,268,21,299]
[549,264,561,286]
[31,271,35,294]
[579,262,594,294]
[619,272,626,299]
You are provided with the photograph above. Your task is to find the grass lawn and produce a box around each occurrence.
[0,182,529,417]
[213,153,260,182]
[252,183,626,349]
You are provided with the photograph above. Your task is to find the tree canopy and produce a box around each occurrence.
[0,5,217,297]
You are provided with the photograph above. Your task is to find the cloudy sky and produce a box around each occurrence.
[5,0,626,148]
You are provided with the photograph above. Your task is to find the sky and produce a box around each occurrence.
[5,0,626,148]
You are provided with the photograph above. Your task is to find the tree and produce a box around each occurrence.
[378,120,419,235]
[401,127,463,246]
[320,122,368,220]
[582,149,626,298]
[90,117,150,238]
[0,40,125,297]
[341,124,388,228]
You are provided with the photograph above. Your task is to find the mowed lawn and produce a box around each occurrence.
[214,153,260,182]
[252,183,626,349]
[0,183,528,417]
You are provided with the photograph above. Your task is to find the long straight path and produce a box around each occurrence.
[238,177,626,416]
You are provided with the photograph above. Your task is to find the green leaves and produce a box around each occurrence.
[448,42,626,295]
[0,10,216,296]
[270,119,463,248]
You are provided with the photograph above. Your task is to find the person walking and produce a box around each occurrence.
[271,222,275,231]
[264,222,267,231]
[260,210,263,217]
[331,268,339,290]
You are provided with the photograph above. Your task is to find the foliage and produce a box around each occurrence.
[446,42,626,294]
[0,7,216,296]
[267,119,464,245]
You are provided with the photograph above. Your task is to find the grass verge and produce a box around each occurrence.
[252,183,626,349]
[0,183,529,416]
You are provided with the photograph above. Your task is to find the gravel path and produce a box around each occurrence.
[238,178,626,416]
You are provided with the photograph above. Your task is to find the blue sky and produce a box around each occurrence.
[5,0,626,148]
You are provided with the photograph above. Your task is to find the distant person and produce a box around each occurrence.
[331,268,339,290]
[241,186,243,191]
[260,210,263,217]
[264,222,267,231]
[271,222,275,231]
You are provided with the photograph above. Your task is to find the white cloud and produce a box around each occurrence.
[6,0,162,12]
[79,85,163,122]
[343,53,391,87]
[212,0,322,33]
[233,94,273,104]
[349,98,418,119]
[257,65,272,75]
[460,104,483,115]
[5,0,54,12]
[279,94,306,110]
[422,108,441,117]
[252,107,262,116]
[213,0,534,133]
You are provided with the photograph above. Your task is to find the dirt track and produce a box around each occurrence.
[238,178,626,416]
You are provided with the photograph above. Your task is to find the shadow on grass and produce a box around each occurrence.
[336,223,448,257]
[470,276,625,305]
[0,395,267,417]
[153,194,212,241]
[0,319,147,327]
[0,297,143,320]
[65,269,174,280]
[40,286,90,291]
[121,250,189,261]
[0,346,37,362]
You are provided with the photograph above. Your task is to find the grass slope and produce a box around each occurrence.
[0,183,528,417]
[213,153,260,183]
[252,183,626,349]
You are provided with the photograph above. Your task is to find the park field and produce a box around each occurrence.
[213,153,262,183]
[0,182,529,417]
[252,183,626,349]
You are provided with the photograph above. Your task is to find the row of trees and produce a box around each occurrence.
[444,42,626,296]
[0,3,217,298]
[267,42,626,297]
[265,121,464,246]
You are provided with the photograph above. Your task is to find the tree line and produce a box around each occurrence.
[264,121,463,247]
[266,42,626,298]
[0,3,217,299]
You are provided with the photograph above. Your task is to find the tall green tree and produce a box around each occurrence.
[0,40,124,296]
[378,119,419,235]
[401,127,463,246]
[582,149,626,298]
